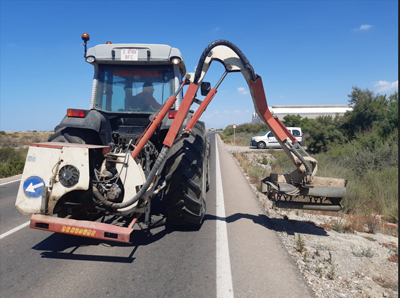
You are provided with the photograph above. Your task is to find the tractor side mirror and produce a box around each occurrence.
[200,82,211,96]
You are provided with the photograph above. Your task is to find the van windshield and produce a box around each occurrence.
[94,65,174,113]
[262,130,274,138]
[262,130,270,136]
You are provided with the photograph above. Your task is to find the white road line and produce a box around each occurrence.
[0,179,21,186]
[0,178,29,240]
[215,135,234,298]
[0,221,30,240]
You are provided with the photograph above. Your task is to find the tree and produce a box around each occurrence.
[380,91,398,137]
[306,115,346,154]
[342,87,388,138]
[282,114,302,127]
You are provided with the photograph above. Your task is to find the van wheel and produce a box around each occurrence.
[257,141,266,149]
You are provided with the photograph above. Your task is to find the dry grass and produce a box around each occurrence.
[346,214,379,233]
[329,213,397,236]
[0,131,53,147]
[387,254,398,263]
[232,152,270,186]
[352,247,374,258]
[220,132,255,146]
[379,242,398,261]
[372,276,398,291]
[319,223,333,231]
[272,149,398,225]
[344,168,399,223]
[363,236,377,242]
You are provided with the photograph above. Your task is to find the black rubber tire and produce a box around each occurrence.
[206,137,211,192]
[162,122,208,226]
[257,141,266,149]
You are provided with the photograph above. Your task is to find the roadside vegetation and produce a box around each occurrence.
[0,131,53,148]
[219,122,268,146]
[0,131,52,178]
[0,147,28,178]
[220,87,398,223]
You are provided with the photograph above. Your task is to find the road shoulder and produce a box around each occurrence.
[216,135,315,297]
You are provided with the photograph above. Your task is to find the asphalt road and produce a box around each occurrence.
[0,133,314,298]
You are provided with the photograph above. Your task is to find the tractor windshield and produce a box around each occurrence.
[94,65,175,113]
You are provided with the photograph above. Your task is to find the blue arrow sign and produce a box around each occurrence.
[23,176,45,198]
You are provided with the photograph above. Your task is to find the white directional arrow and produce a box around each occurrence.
[25,182,44,193]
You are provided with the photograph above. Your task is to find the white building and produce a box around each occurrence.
[251,105,353,122]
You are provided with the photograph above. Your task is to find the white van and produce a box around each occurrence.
[250,127,303,149]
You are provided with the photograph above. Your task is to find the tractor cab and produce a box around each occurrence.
[84,39,187,114]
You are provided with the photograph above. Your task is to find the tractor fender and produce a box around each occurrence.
[54,110,105,133]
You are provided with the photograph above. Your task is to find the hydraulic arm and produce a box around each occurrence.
[184,40,316,185]
[121,40,347,212]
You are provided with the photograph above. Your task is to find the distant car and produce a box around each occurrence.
[250,127,303,149]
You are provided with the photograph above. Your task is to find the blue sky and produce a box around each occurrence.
[0,0,398,131]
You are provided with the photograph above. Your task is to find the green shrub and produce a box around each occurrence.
[223,125,234,136]
[282,114,303,127]
[223,122,267,136]
[0,147,21,163]
[270,150,296,173]
[0,147,27,178]
[305,115,346,154]
[380,93,398,137]
[327,130,398,177]
[219,130,257,146]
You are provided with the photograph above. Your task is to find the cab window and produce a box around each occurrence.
[95,65,174,113]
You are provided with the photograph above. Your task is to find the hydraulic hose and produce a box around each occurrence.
[193,40,257,84]
[93,146,169,209]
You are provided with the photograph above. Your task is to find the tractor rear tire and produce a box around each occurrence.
[206,137,211,192]
[162,122,208,226]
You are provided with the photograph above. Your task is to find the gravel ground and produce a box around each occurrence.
[225,144,398,298]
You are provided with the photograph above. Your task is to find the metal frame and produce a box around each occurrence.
[30,213,141,243]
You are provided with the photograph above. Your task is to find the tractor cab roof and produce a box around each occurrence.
[86,43,186,75]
